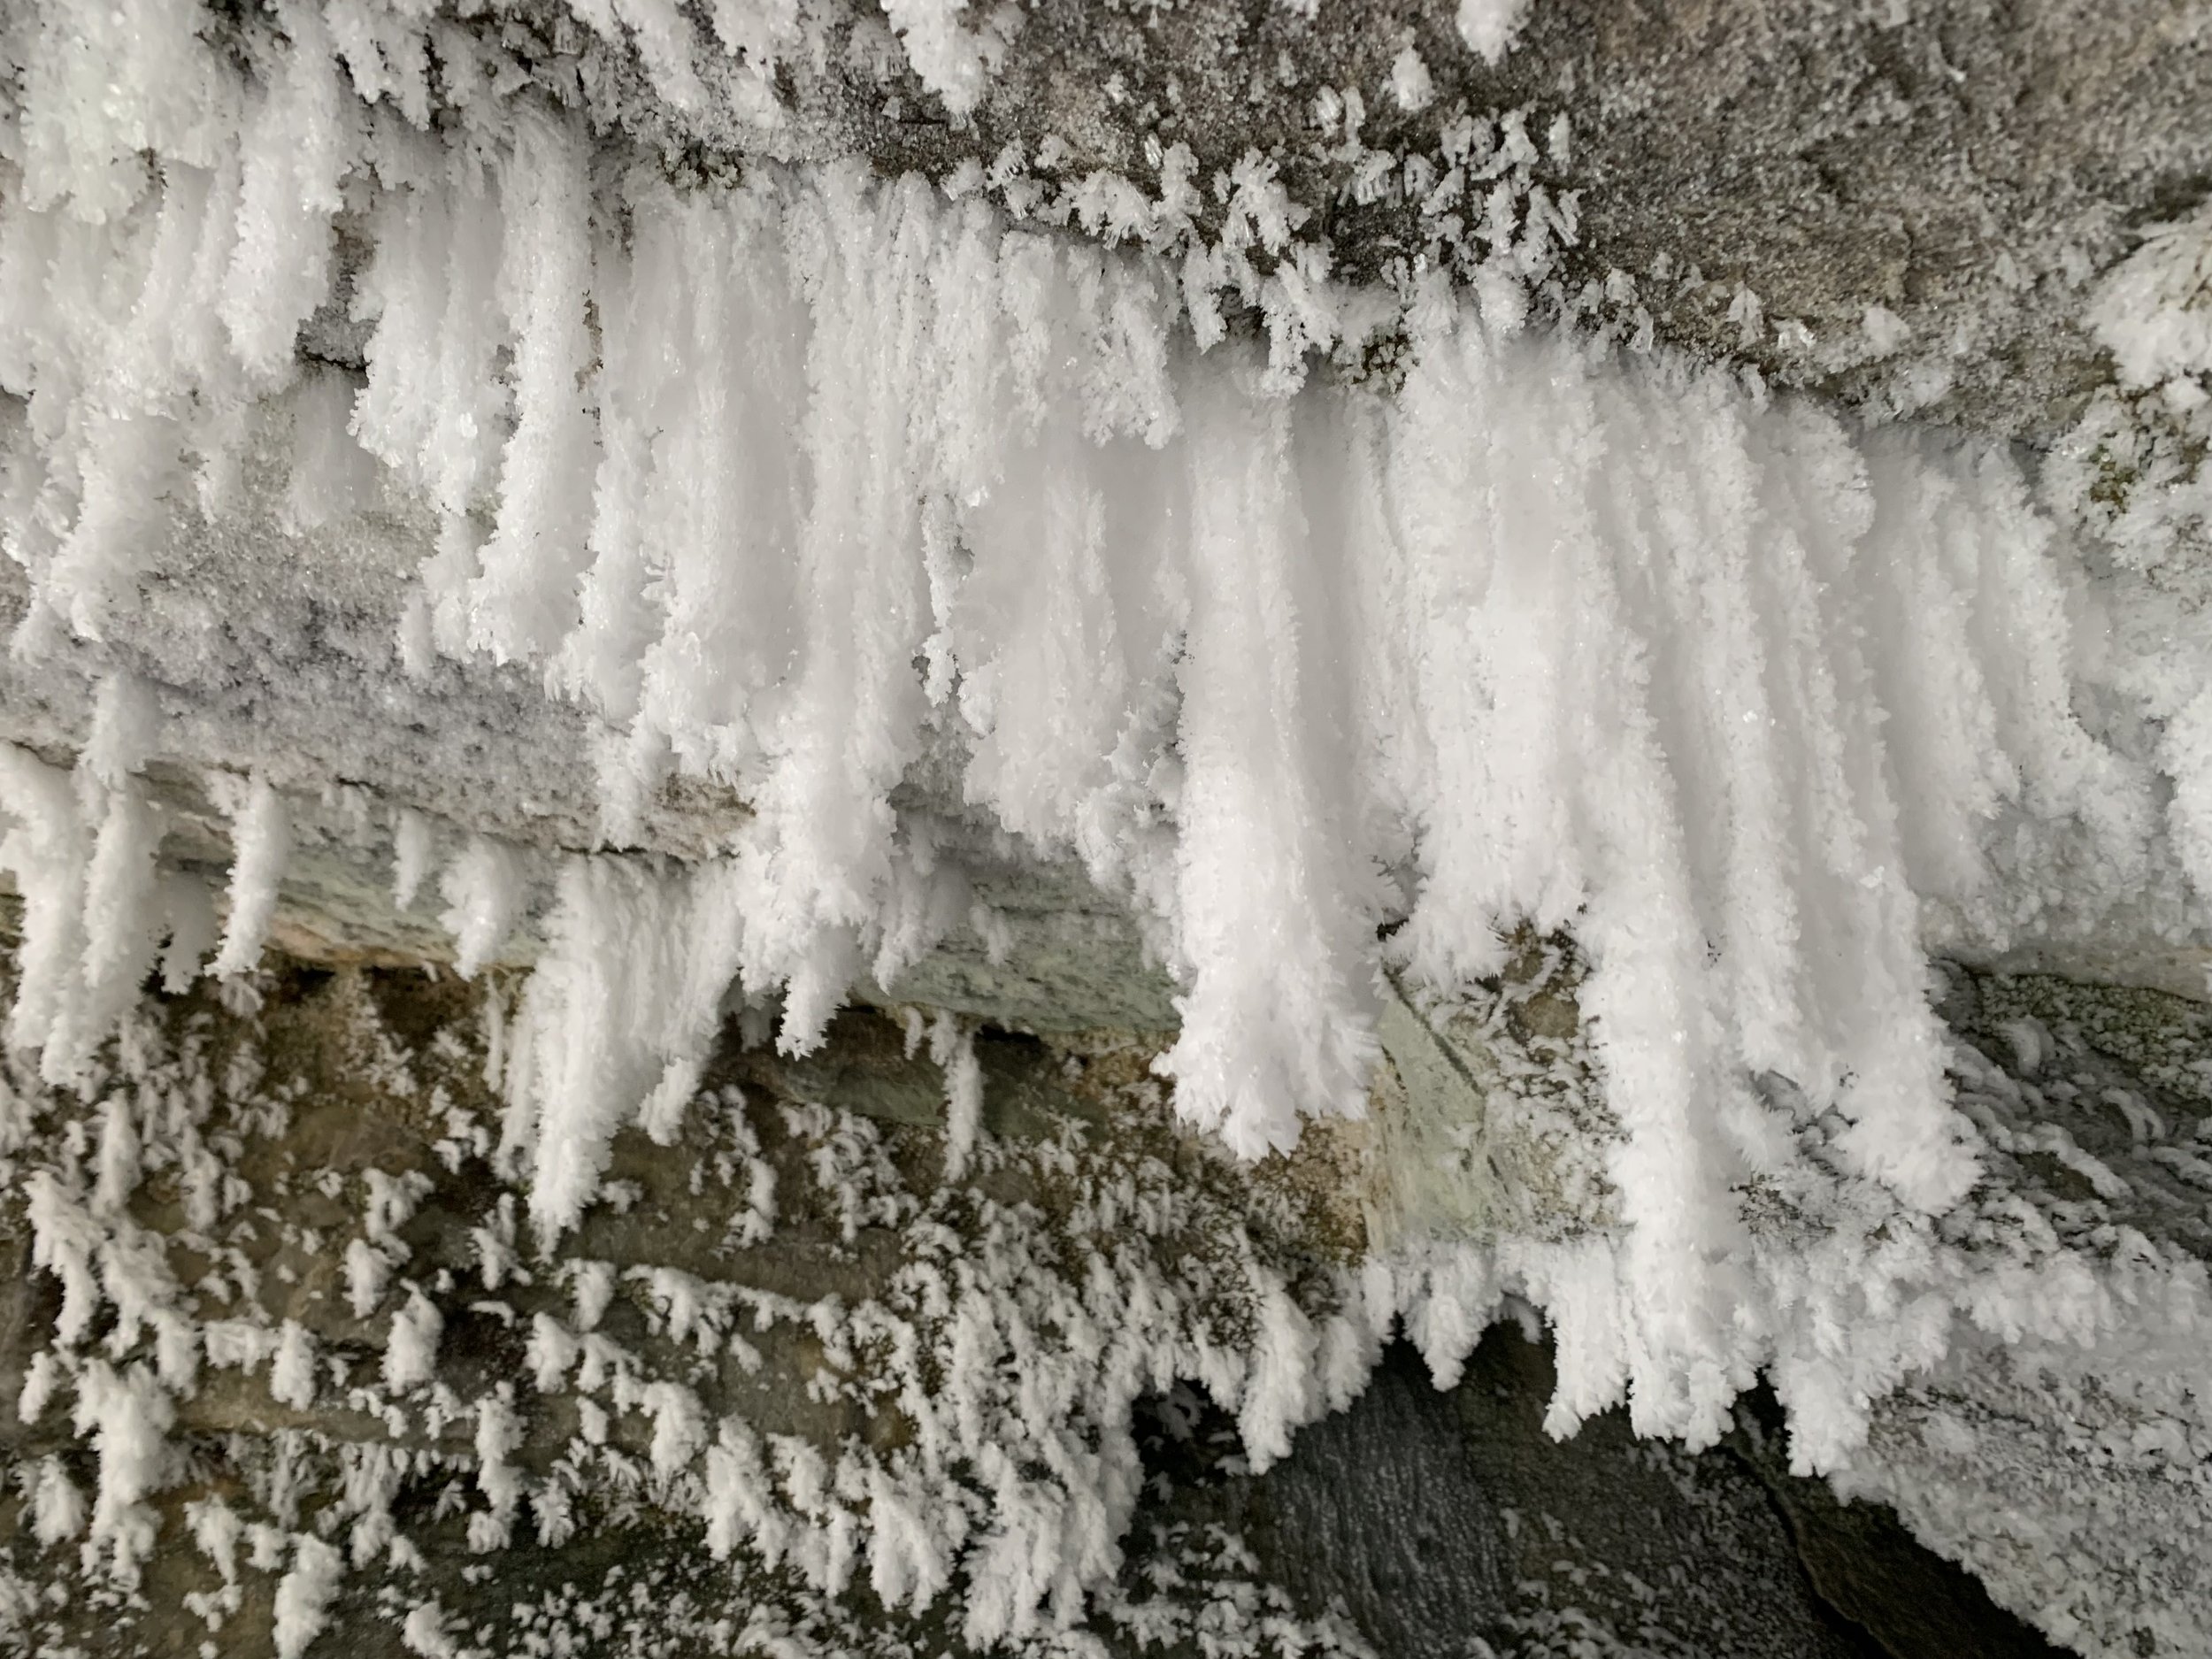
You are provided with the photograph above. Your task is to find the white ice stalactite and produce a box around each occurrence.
[501,856,741,1234]
[11,0,239,223]
[222,2,354,383]
[0,704,171,1087]
[716,173,944,1048]
[1156,370,1386,1158]
[66,680,167,1075]
[0,748,96,1068]
[78,669,158,794]
[438,834,526,979]
[929,1012,983,1181]
[470,114,599,666]
[0,6,2205,1463]
[210,774,291,979]
[391,807,434,911]
[69,782,165,1073]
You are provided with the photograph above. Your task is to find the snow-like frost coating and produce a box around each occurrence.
[1457,0,1536,65]
[2088,201,2212,391]
[1,7,2211,1644]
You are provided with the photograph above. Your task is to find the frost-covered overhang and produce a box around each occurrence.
[5,0,2209,990]
[6,0,2212,1346]
[4,6,2212,1655]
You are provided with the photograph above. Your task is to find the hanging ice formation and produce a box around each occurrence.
[0,0,2200,1456]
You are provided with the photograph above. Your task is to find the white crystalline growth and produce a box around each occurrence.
[0,0,2205,1458]
[70,1359,174,1587]
[402,150,2159,1425]
[208,773,291,979]
[271,1535,343,1659]
[1389,45,1437,113]
[438,834,527,979]
[880,0,1022,115]
[1457,0,1537,64]
[382,1286,443,1392]
[2088,200,2212,389]
[269,1319,317,1410]
[0,737,206,1090]
[930,1011,984,1181]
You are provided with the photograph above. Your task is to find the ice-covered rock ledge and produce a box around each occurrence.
[4,2,2212,1655]
[0,944,2197,1654]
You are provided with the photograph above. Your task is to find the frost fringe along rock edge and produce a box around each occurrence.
[1,3,2211,1654]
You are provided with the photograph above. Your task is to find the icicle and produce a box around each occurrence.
[422,153,508,521]
[13,0,237,221]
[210,774,290,979]
[46,410,190,644]
[351,160,449,495]
[638,184,806,777]
[0,30,2201,1494]
[222,1,354,382]
[438,835,526,979]
[557,188,675,727]
[503,857,733,1235]
[1375,311,2001,1435]
[729,170,940,1049]
[1154,361,1384,1157]
[391,808,434,910]
[60,781,164,1082]
[470,113,597,664]
[929,1012,982,1181]
[79,672,158,795]
[0,746,93,1064]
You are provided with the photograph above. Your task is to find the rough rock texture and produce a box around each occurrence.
[1159,1331,2069,1658]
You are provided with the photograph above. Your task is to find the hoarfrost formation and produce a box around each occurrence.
[2,1,2211,1655]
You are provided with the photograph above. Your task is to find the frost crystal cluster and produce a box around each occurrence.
[2,2,2212,1655]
